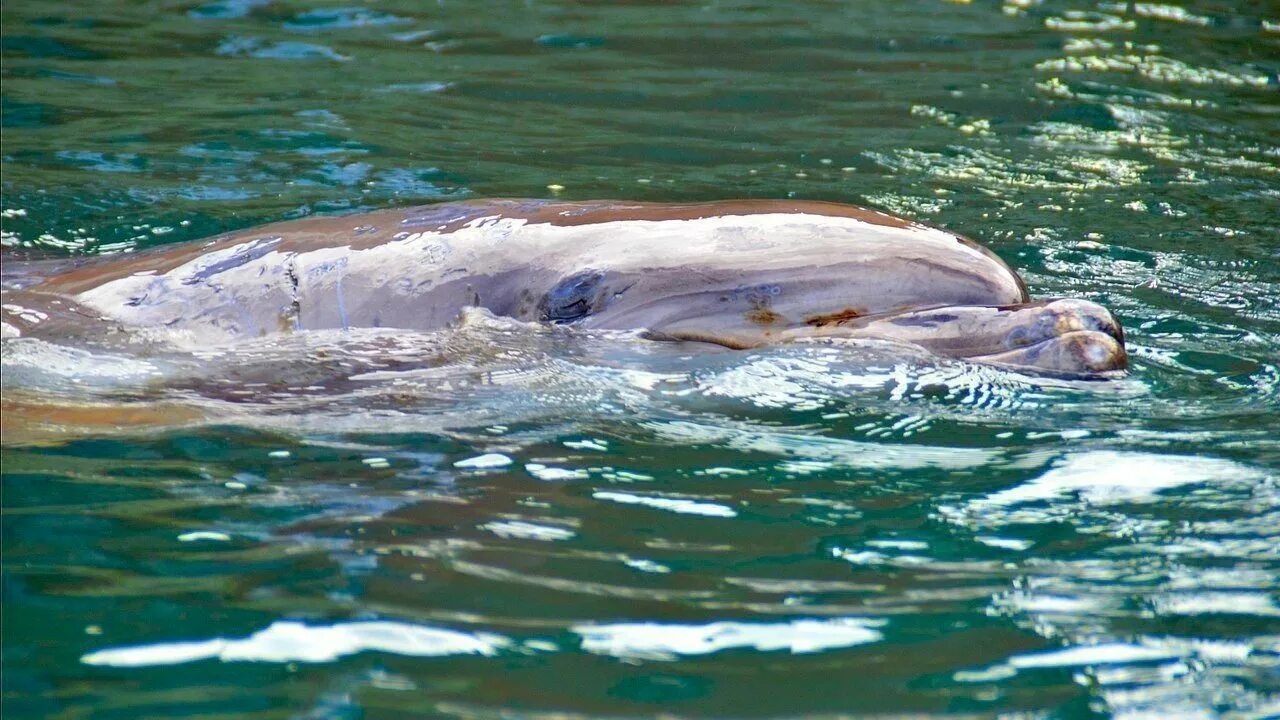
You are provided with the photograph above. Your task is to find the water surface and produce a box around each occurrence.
[3,1,1279,717]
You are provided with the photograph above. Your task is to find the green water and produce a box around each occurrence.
[3,1,1279,717]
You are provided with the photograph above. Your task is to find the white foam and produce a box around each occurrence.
[1010,642,1179,669]
[2,338,165,386]
[969,451,1263,508]
[957,635,1262,686]
[480,520,575,542]
[867,539,928,550]
[976,536,1034,550]
[525,463,589,481]
[593,491,737,518]
[623,557,671,574]
[1152,592,1280,617]
[955,641,1178,683]
[81,620,509,667]
[177,531,231,542]
[647,420,996,471]
[453,453,513,469]
[574,618,885,659]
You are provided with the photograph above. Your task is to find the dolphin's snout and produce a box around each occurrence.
[797,296,1128,377]
[1041,330,1128,374]
[1042,298,1125,346]
[976,329,1127,376]
[981,296,1128,377]
[1003,298,1123,350]
[943,298,1128,376]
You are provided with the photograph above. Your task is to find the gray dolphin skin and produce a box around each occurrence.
[1,199,1127,376]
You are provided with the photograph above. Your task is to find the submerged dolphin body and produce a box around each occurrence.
[2,199,1126,376]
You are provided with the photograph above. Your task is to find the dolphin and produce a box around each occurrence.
[1,199,1126,376]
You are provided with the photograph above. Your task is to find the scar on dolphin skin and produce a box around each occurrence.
[805,307,864,327]
[886,313,959,328]
[747,306,784,326]
[284,254,302,331]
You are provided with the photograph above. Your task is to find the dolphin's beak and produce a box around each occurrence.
[962,298,1128,376]
[778,297,1129,378]
[970,329,1128,376]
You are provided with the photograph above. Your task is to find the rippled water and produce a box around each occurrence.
[3,1,1279,718]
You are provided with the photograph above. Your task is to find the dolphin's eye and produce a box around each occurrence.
[541,270,605,323]
[1006,326,1031,348]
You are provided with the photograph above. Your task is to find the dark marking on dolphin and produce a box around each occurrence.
[887,313,958,327]
[747,306,783,326]
[541,270,605,323]
[806,307,865,327]
[284,254,302,331]
[181,236,282,286]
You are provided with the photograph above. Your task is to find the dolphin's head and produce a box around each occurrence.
[843,298,1128,376]
[535,266,1125,378]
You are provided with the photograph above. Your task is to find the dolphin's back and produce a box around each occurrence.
[11,200,1028,342]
